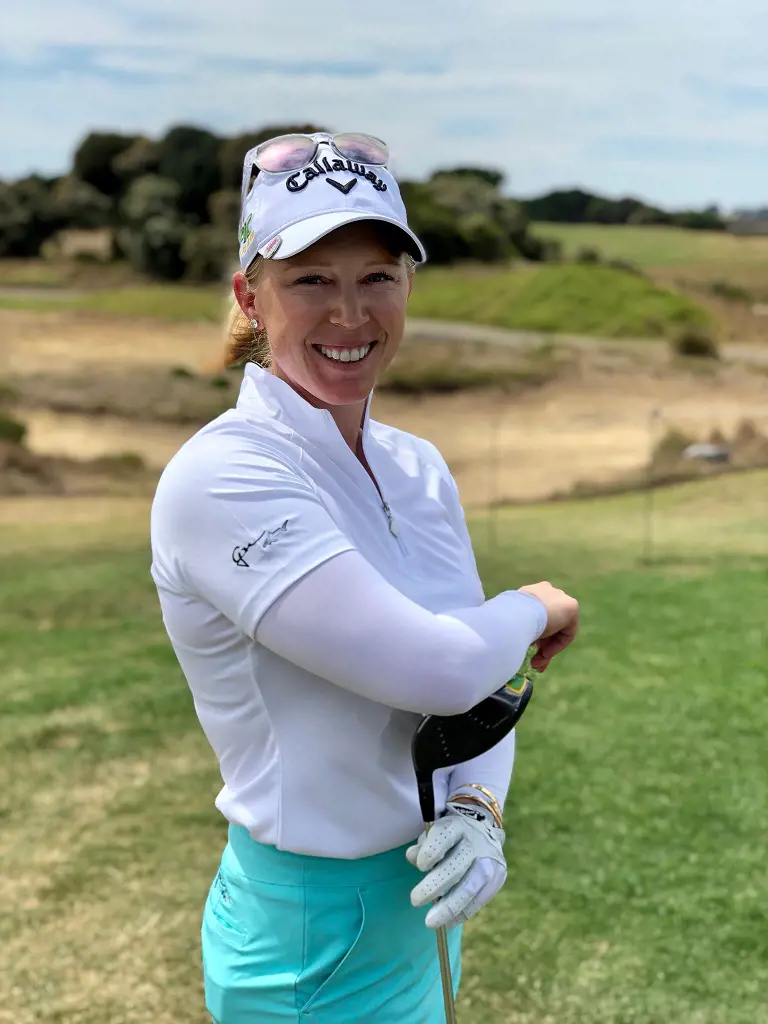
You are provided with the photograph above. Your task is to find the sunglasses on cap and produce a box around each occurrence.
[254,132,389,174]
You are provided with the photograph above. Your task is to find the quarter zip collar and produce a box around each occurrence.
[237,363,373,450]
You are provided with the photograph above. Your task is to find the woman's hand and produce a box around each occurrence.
[406,800,506,929]
[518,581,579,672]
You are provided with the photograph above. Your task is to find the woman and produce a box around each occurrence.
[150,131,579,1023]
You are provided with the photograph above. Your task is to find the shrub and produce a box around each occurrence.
[122,214,187,280]
[47,176,113,231]
[670,328,720,359]
[0,414,27,445]
[575,246,602,265]
[182,225,232,283]
[119,175,181,227]
[653,427,696,461]
[707,279,752,302]
[157,125,222,221]
[607,258,644,277]
[73,132,139,196]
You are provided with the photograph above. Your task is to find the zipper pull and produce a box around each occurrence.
[382,501,399,537]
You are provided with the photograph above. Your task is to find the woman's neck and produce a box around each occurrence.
[270,363,367,453]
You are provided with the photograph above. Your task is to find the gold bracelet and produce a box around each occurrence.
[459,784,503,823]
[448,792,504,829]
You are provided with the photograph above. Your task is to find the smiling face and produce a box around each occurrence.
[233,222,413,412]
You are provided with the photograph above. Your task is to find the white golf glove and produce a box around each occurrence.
[406,800,507,930]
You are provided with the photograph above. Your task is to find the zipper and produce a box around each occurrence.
[381,498,408,555]
[355,426,407,555]
[382,501,398,537]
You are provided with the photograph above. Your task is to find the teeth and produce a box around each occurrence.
[318,344,372,363]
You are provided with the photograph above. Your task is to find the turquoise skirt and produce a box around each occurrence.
[202,824,462,1023]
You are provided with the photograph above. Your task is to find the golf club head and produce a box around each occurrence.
[411,675,534,823]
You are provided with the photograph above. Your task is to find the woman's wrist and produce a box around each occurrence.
[448,786,504,829]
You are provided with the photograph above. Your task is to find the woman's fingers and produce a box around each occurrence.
[531,626,577,670]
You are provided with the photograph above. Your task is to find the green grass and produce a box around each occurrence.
[0,283,226,322]
[0,262,710,339]
[534,222,768,270]
[1,472,766,1022]
[408,263,710,338]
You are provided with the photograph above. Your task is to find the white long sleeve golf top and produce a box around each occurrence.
[150,363,546,858]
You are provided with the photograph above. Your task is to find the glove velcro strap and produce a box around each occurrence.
[447,792,503,829]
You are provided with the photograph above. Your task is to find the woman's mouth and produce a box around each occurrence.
[313,341,377,364]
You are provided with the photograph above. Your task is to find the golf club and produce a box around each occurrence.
[411,673,534,1024]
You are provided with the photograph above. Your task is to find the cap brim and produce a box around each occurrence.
[258,211,427,264]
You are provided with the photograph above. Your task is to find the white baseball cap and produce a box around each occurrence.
[237,132,427,269]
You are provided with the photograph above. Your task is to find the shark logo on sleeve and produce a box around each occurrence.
[232,520,290,567]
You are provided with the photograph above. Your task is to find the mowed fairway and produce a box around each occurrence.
[1,473,767,1023]
[533,222,768,271]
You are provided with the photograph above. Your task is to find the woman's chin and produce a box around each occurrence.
[306,348,380,405]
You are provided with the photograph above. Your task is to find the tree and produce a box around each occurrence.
[207,189,241,233]
[521,189,596,222]
[112,137,161,183]
[430,167,505,189]
[182,225,234,282]
[47,176,113,230]
[399,181,473,264]
[0,177,59,257]
[73,132,139,196]
[0,182,34,257]
[122,214,187,280]
[157,125,222,221]
[120,175,181,226]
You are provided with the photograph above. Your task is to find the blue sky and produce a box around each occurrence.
[3,0,768,210]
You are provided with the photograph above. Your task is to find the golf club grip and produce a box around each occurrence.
[418,778,436,825]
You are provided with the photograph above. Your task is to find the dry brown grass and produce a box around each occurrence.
[2,307,767,506]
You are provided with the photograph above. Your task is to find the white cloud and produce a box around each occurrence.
[2,0,768,207]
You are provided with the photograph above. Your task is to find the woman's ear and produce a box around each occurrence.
[233,271,258,320]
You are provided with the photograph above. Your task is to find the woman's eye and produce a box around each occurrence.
[293,274,326,285]
[364,272,396,284]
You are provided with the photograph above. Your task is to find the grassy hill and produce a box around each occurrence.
[0,261,711,341]
[408,262,710,338]
[533,222,768,270]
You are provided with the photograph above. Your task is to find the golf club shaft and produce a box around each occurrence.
[425,819,457,1023]
[436,924,456,1023]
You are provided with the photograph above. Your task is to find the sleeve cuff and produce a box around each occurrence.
[510,590,548,640]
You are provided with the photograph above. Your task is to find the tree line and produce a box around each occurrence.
[521,188,724,231]
[0,124,724,282]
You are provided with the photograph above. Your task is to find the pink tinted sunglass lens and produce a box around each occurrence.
[258,137,316,172]
[334,133,388,164]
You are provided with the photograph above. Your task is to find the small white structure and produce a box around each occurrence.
[682,443,730,462]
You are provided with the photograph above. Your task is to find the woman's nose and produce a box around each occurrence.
[329,288,368,331]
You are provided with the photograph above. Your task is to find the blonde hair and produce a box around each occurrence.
[225,256,270,368]
[224,233,418,369]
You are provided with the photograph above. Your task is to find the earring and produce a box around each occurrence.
[251,318,260,330]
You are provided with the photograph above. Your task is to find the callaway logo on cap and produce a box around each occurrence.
[237,132,427,270]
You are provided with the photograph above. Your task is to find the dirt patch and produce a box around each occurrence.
[2,308,768,507]
[19,409,194,469]
[8,366,236,425]
[0,439,154,498]
[0,308,223,376]
[372,367,768,506]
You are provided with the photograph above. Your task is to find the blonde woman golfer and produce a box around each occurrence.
[150,131,579,1023]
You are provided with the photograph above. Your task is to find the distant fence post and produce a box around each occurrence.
[487,401,502,554]
[641,406,662,565]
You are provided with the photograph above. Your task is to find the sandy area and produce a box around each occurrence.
[3,309,768,508]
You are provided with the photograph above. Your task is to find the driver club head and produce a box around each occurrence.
[411,675,534,823]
